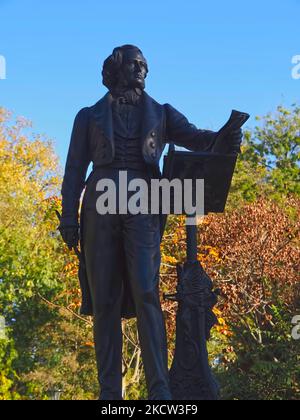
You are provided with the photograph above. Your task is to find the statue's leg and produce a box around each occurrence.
[83,211,124,400]
[122,213,172,400]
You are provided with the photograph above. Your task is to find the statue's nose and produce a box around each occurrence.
[135,62,143,72]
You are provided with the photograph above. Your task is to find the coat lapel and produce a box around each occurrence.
[90,91,163,160]
[90,92,114,149]
[141,92,164,164]
[141,92,163,142]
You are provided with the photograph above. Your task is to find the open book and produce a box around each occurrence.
[212,110,250,154]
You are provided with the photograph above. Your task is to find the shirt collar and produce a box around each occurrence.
[112,87,143,106]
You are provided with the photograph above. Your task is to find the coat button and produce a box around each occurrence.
[150,141,156,149]
[151,132,156,137]
[151,153,157,160]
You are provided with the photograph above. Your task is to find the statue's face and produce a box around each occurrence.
[120,49,147,90]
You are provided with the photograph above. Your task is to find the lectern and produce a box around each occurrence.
[163,110,250,400]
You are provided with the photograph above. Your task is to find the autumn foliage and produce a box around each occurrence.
[0,105,299,400]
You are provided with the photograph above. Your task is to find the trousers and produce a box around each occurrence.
[82,168,171,400]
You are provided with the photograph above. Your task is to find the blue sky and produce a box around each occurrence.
[0,0,299,166]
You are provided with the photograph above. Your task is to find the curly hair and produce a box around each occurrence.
[102,45,148,91]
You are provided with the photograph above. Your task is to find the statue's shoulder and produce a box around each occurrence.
[76,106,90,116]
[143,93,179,119]
[89,92,111,112]
[142,92,166,122]
[72,106,91,125]
[143,91,164,108]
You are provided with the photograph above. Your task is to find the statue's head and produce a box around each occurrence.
[102,45,148,92]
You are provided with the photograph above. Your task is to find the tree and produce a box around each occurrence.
[1,103,299,400]
[0,107,97,399]
[230,105,300,206]
[161,198,300,400]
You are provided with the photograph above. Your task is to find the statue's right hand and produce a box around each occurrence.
[58,225,79,250]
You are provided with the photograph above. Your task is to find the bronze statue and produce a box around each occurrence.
[59,45,242,400]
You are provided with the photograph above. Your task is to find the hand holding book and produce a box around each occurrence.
[212,110,250,154]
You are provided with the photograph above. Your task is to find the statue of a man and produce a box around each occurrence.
[59,44,242,400]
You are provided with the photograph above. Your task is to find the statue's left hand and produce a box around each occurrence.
[58,225,79,250]
[226,128,243,154]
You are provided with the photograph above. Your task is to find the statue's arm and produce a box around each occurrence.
[61,107,91,227]
[164,103,217,152]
